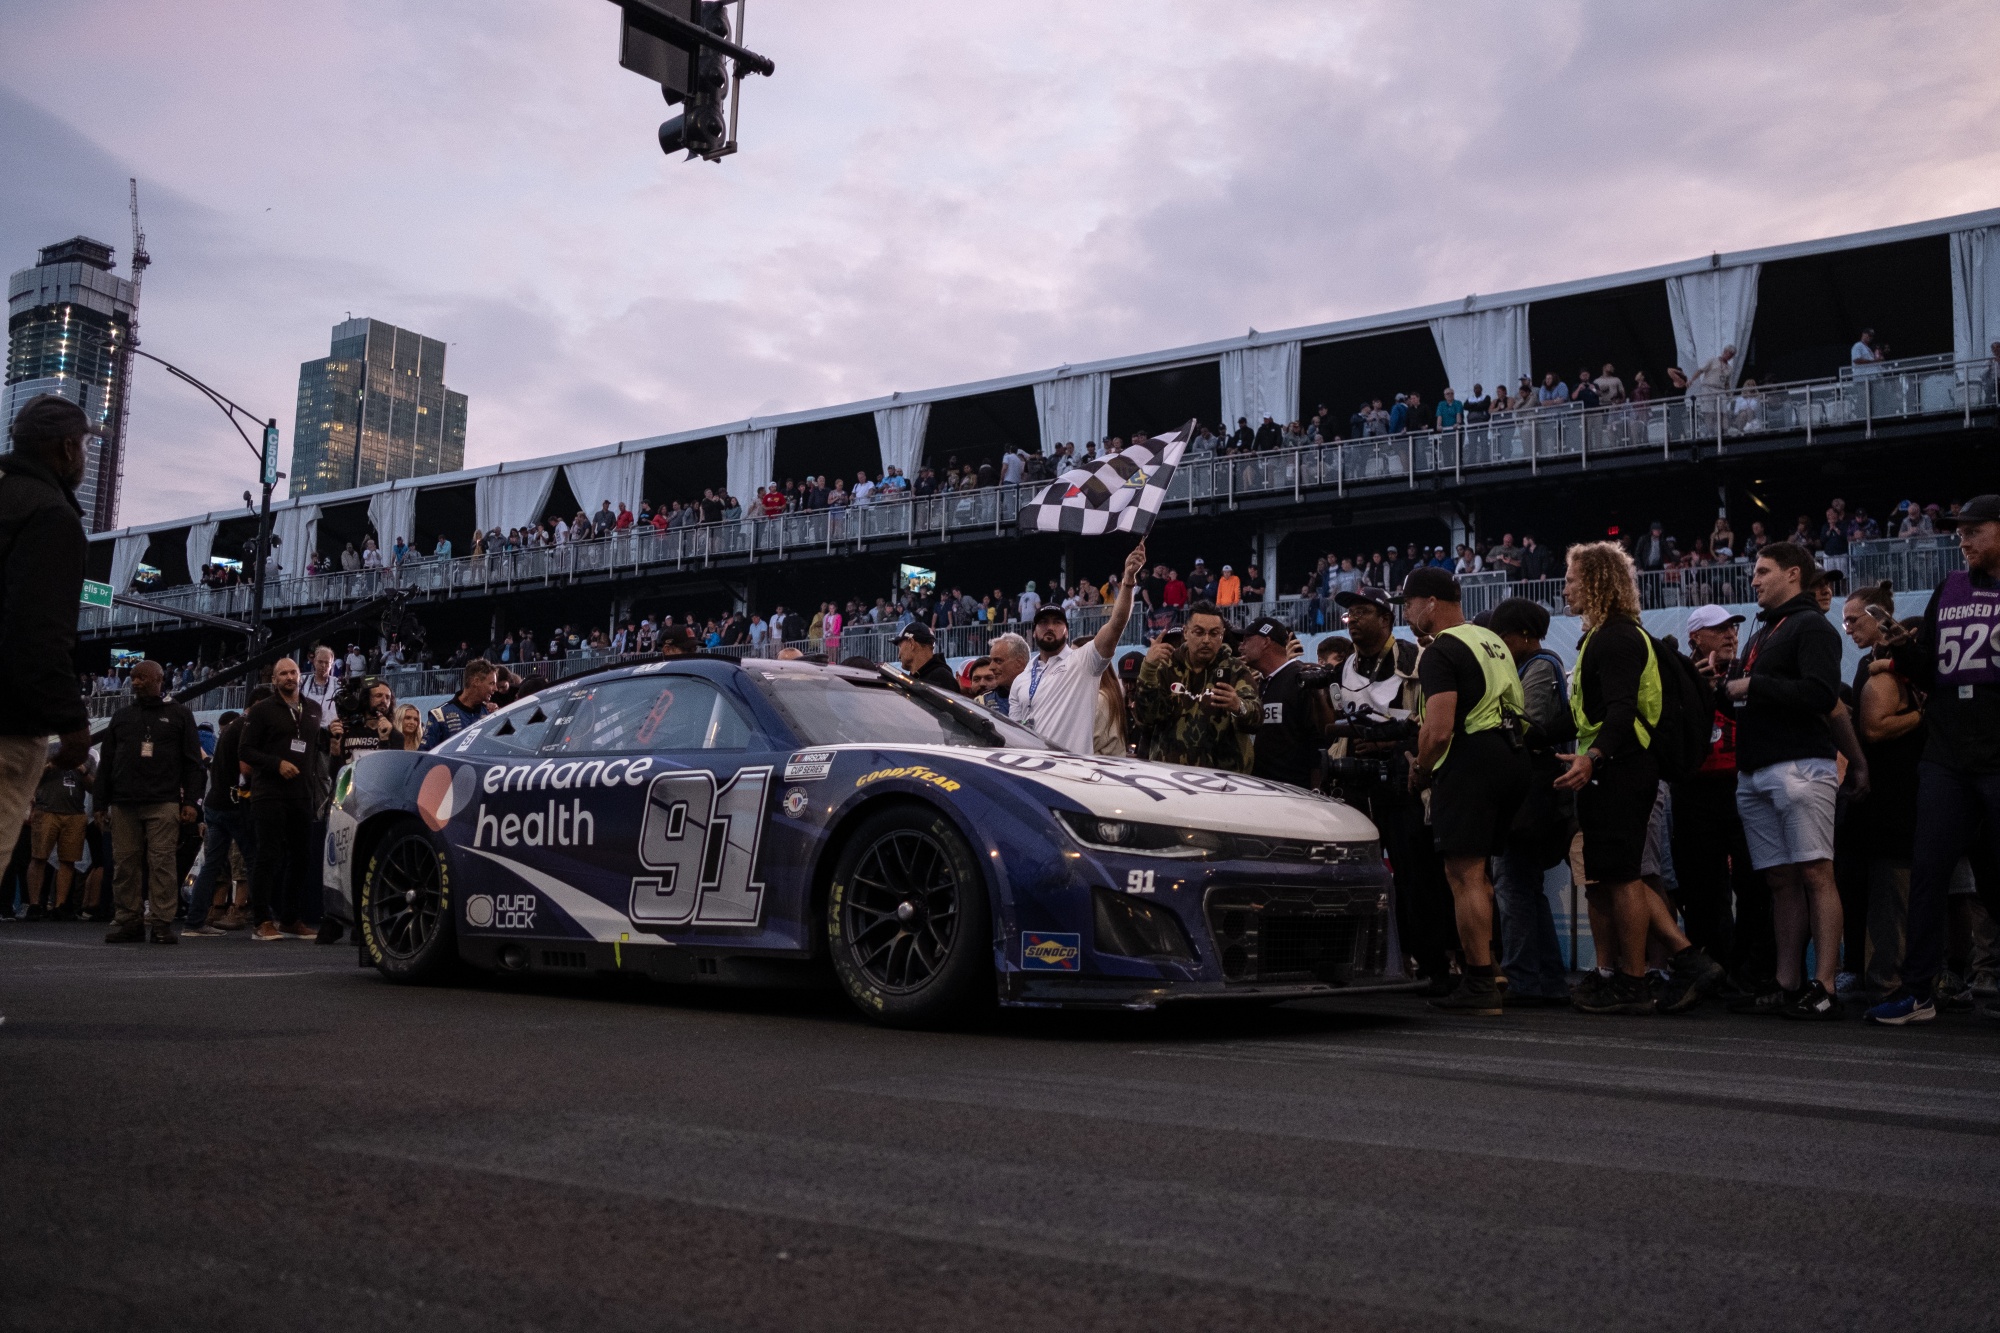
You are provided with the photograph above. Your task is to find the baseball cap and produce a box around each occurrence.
[1686,605,1745,635]
[1032,604,1068,624]
[1335,586,1393,616]
[1221,563,1233,572]
[894,622,934,645]
[1938,493,2000,526]
[1396,568,1461,603]
[1240,614,1289,642]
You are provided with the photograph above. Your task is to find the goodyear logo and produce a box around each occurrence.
[854,764,961,794]
[1021,931,1082,972]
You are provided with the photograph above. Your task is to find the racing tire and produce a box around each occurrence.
[828,803,992,1028]
[359,818,459,985]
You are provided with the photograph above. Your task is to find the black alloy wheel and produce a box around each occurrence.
[361,820,457,983]
[829,805,991,1027]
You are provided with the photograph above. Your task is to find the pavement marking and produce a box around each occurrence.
[1324,1025,2000,1077]
[322,1112,1976,1331]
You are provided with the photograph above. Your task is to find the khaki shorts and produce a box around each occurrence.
[32,810,87,862]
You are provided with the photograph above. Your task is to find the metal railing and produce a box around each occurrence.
[89,357,1997,636]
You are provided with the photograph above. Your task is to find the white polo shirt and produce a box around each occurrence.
[1009,641,1112,754]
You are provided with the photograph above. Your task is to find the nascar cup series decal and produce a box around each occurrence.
[1021,931,1082,971]
[783,750,834,782]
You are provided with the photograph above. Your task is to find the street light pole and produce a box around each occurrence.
[130,349,279,641]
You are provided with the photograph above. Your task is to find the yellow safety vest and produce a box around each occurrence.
[1571,618,1662,754]
[1421,623,1526,765]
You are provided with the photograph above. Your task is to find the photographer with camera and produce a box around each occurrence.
[1131,602,1258,772]
[1327,585,1451,990]
[1239,615,1333,788]
[1402,569,1530,1014]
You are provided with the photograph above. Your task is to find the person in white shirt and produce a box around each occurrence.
[1009,539,1148,754]
[361,539,382,570]
[300,645,341,714]
[853,471,876,505]
[1017,582,1041,623]
[1000,449,1025,486]
[1850,328,1884,375]
[344,647,367,679]
[553,517,570,546]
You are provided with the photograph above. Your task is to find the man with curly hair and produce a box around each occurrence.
[1556,542,1725,1015]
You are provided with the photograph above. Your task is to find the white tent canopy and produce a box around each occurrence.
[1951,225,2000,365]
[269,504,319,579]
[1219,341,1300,430]
[726,427,778,507]
[110,533,148,592]
[1666,264,1760,390]
[184,520,218,578]
[475,466,558,536]
[872,401,928,481]
[564,452,646,524]
[368,487,417,555]
[1428,306,1532,401]
[1033,372,1108,456]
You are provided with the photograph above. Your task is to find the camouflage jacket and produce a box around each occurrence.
[1132,646,1258,772]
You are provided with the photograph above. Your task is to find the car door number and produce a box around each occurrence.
[630,767,771,926]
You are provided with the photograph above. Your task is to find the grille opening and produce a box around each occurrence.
[539,949,588,970]
[1205,885,1379,984]
[696,957,720,976]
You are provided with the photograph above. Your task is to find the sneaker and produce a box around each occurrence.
[180,924,224,938]
[214,909,250,932]
[281,921,315,939]
[1661,946,1726,1015]
[1727,985,1796,1016]
[1575,971,1656,1015]
[1834,970,1863,995]
[1430,974,1503,1016]
[1781,979,1841,1020]
[1864,988,1936,1026]
[23,903,45,922]
[314,920,346,945]
[1937,972,1975,1013]
[1569,970,1613,1006]
[149,925,178,945]
[251,922,285,942]
[103,922,144,944]
[1971,971,2000,1000]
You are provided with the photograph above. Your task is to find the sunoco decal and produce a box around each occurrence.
[1021,931,1081,972]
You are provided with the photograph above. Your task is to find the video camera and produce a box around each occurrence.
[1322,701,1419,794]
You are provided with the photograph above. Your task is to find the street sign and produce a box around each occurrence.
[81,580,113,608]
[263,424,280,486]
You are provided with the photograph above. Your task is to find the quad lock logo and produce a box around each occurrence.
[464,893,537,930]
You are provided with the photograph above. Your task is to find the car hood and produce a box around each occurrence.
[824,744,1379,842]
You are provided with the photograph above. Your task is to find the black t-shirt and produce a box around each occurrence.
[1252,658,1323,787]
[1417,634,1486,732]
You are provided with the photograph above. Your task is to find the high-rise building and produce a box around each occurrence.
[290,317,467,496]
[5,236,135,532]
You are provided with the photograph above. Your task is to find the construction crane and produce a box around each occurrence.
[109,178,150,530]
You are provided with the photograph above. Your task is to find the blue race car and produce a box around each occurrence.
[324,657,1399,1026]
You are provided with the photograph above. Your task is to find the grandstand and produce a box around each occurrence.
[77,207,2000,668]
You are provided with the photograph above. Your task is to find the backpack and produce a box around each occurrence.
[1646,634,1715,782]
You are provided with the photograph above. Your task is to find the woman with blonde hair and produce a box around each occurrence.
[1093,664,1128,756]
[392,704,425,751]
[1555,541,1723,1015]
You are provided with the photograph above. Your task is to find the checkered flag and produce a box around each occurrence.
[1016,420,1192,536]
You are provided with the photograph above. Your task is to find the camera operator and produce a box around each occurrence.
[1402,569,1530,1014]
[1131,602,1258,772]
[1327,585,1453,990]
[1238,615,1333,789]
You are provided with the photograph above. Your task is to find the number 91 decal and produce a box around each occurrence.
[629,767,772,926]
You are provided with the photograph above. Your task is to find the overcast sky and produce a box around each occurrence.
[4,0,1997,528]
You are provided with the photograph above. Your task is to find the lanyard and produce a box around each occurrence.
[1742,609,1795,676]
[1029,655,1049,701]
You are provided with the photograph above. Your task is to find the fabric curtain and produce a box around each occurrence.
[184,520,218,578]
[1428,305,1532,401]
[368,486,417,552]
[1666,264,1760,389]
[1218,341,1301,431]
[110,533,148,593]
[1950,226,2000,365]
[475,466,557,535]
[871,402,929,482]
[563,451,646,521]
[1033,372,1109,456]
[269,504,319,580]
[725,428,779,509]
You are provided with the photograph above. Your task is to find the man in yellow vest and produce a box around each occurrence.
[1402,568,1530,1014]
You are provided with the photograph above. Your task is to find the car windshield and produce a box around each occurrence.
[753,670,1050,750]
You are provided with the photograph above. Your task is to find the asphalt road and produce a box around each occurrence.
[4,922,1998,1333]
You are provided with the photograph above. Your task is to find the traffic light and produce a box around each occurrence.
[658,2,730,158]
[610,0,774,162]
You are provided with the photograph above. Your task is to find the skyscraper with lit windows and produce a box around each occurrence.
[290,317,467,496]
[4,237,134,533]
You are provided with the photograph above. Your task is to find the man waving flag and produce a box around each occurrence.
[1016,420,1192,536]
